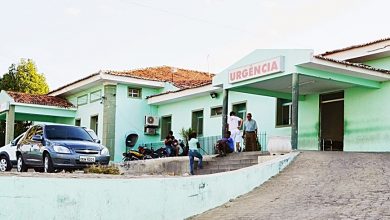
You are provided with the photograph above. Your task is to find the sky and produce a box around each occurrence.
[0,0,389,90]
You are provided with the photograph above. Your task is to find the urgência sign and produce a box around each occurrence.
[229,56,284,83]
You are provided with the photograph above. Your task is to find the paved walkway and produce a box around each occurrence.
[191,151,390,220]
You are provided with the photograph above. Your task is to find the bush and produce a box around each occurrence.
[84,164,121,175]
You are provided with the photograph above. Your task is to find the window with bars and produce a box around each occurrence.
[75,119,81,127]
[161,116,172,140]
[192,110,204,136]
[90,115,99,135]
[210,106,222,117]
[276,98,292,126]
[90,90,102,102]
[77,95,88,106]
[128,87,142,98]
[232,102,246,130]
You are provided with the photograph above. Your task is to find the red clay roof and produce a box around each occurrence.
[314,55,390,74]
[48,66,214,95]
[7,91,74,108]
[319,38,390,57]
[107,66,214,89]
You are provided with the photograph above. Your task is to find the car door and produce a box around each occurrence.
[29,126,44,165]
[18,126,37,165]
[9,133,25,162]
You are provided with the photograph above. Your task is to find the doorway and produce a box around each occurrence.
[319,91,344,151]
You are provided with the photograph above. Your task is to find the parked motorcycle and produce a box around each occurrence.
[122,150,145,161]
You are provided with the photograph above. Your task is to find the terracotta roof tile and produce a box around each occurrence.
[107,66,214,89]
[314,55,390,74]
[319,38,390,57]
[48,66,214,95]
[7,91,74,108]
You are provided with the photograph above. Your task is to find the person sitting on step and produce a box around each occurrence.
[215,131,234,157]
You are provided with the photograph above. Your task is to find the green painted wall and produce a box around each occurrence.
[114,84,159,161]
[66,85,105,140]
[157,92,224,139]
[363,56,390,70]
[15,113,74,124]
[14,105,76,118]
[297,94,319,150]
[156,91,292,150]
[344,82,390,151]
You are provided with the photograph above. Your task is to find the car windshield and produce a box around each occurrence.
[45,125,94,142]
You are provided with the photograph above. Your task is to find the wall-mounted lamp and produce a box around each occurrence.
[210,92,218,99]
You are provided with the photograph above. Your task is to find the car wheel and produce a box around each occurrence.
[43,153,54,173]
[17,155,28,172]
[0,155,11,172]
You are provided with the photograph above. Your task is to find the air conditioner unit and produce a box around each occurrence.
[145,116,159,127]
[145,127,157,135]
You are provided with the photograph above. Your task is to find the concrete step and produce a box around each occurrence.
[216,152,267,160]
[192,151,269,175]
[193,158,258,168]
[195,162,258,175]
[196,165,254,175]
[206,158,258,166]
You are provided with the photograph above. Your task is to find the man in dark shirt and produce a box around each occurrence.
[164,131,177,156]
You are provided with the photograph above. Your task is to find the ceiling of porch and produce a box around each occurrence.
[252,75,355,95]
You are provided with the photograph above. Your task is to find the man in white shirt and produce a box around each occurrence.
[227,111,243,152]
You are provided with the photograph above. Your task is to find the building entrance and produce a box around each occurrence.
[319,91,344,151]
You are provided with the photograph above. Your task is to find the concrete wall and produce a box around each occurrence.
[0,152,298,220]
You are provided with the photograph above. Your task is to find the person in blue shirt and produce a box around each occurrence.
[215,131,234,157]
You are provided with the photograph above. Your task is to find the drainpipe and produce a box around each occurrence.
[222,89,229,136]
[291,73,299,150]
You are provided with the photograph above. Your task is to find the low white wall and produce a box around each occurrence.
[0,152,299,220]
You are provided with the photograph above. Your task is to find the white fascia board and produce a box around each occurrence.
[322,40,390,61]
[12,102,77,111]
[148,84,222,105]
[101,74,165,88]
[299,57,390,82]
[49,73,165,97]
[48,74,102,96]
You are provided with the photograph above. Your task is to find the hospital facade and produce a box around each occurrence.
[1,38,389,161]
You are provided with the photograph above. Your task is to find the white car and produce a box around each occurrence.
[0,133,25,172]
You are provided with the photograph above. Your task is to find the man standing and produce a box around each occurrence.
[227,111,242,152]
[243,113,258,152]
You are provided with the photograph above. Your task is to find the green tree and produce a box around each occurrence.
[0,58,49,94]
[0,59,50,145]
